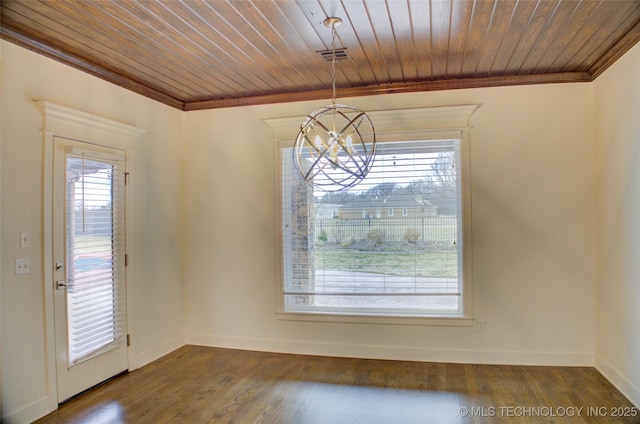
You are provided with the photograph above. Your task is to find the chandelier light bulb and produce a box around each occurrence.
[294,104,376,191]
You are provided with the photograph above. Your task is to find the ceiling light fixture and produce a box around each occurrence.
[293,17,376,192]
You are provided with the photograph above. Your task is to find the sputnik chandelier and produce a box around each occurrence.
[293,17,376,192]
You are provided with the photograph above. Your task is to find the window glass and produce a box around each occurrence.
[280,139,464,317]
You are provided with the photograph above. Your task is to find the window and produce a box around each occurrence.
[280,138,467,319]
[267,104,477,324]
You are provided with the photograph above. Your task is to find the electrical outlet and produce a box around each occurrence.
[15,258,31,275]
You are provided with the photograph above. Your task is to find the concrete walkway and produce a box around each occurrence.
[309,269,459,310]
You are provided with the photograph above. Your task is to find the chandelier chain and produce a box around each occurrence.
[331,23,337,106]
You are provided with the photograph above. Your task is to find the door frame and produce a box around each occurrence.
[38,101,145,412]
[53,138,129,402]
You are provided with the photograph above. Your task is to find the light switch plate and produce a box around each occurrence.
[15,258,31,275]
[20,232,30,248]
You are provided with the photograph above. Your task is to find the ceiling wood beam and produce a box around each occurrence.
[184,72,592,111]
[588,20,640,80]
[0,25,186,110]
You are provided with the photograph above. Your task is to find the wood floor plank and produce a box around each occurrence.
[36,345,639,423]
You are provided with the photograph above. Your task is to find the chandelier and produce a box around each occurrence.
[293,17,376,192]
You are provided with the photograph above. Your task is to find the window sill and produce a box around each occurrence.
[276,311,474,327]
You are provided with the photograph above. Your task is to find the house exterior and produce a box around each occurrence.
[338,189,437,219]
[313,203,342,219]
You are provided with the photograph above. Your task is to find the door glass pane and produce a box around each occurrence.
[66,155,123,364]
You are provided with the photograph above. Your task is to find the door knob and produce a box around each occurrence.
[56,280,73,290]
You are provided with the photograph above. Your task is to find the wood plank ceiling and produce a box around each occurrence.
[2,0,639,111]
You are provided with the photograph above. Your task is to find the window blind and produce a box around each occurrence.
[281,139,464,316]
[65,152,125,365]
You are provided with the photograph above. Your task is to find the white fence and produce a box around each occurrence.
[314,216,457,245]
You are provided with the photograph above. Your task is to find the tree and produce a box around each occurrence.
[315,190,356,204]
[406,178,434,196]
[406,152,457,215]
[363,182,397,200]
[428,152,457,215]
[429,152,456,190]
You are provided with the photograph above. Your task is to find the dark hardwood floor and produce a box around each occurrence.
[36,345,638,423]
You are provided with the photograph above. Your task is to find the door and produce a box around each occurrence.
[52,137,128,402]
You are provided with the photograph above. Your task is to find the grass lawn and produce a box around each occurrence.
[314,244,458,278]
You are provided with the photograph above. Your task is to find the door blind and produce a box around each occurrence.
[65,152,125,365]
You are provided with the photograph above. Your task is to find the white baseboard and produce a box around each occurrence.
[185,333,594,367]
[2,394,57,424]
[134,335,185,369]
[595,355,640,408]
[2,336,186,424]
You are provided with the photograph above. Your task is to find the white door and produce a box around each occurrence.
[52,137,129,402]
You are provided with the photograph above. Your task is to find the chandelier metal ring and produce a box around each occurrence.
[294,103,376,191]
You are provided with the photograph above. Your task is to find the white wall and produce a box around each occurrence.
[594,42,640,407]
[1,41,185,422]
[183,82,598,366]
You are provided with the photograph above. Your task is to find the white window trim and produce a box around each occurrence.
[266,105,478,326]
